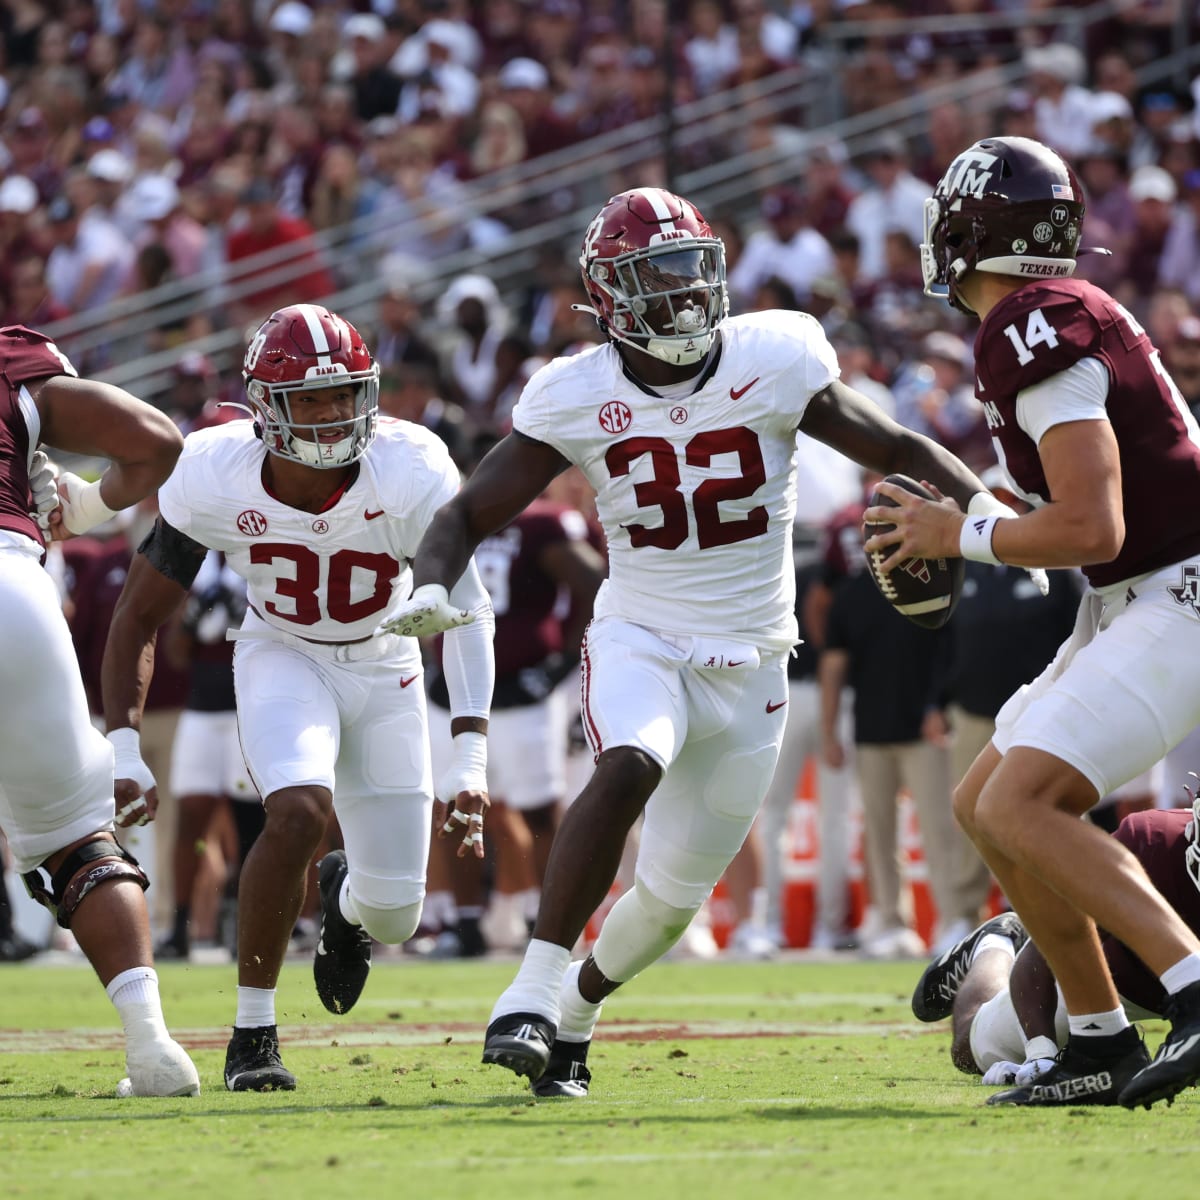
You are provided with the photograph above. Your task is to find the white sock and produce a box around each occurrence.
[1068,1008,1130,1038]
[1160,954,1200,994]
[424,890,456,929]
[970,934,1017,967]
[338,876,363,927]
[489,938,571,1026]
[235,985,276,1029]
[557,959,603,1044]
[107,967,169,1042]
[521,888,540,925]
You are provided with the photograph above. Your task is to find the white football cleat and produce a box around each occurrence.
[120,1038,200,1096]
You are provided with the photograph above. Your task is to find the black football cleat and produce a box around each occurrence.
[531,1039,592,1098]
[987,1029,1148,1107]
[1120,980,1200,1109]
[911,911,1028,1023]
[313,850,372,1015]
[224,1025,296,1092]
[482,1012,555,1082]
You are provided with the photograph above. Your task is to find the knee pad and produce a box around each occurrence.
[353,899,423,946]
[591,877,703,984]
[23,835,148,930]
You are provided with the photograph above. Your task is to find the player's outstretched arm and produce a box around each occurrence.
[35,376,182,535]
[384,433,571,639]
[415,432,571,590]
[800,379,988,510]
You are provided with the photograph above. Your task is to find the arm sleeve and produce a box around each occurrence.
[1014,356,1110,446]
[441,558,495,720]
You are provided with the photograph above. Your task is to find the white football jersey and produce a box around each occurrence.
[511,311,840,649]
[157,417,460,643]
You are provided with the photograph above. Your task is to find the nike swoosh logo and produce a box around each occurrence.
[766,699,787,713]
[730,377,760,401]
[365,509,384,520]
[400,675,419,688]
[727,660,745,667]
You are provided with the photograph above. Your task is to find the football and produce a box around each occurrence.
[863,474,965,629]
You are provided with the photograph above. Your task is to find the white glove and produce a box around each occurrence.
[1014,1035,1060,1086]
[981,1060,1021,1087]
[28,450,59,534]
[107,727,156,826]
[58,471,118,535]
[968,490,1049,596]
[376,583,475,639]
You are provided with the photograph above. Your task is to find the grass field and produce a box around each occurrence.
[0,956,1193,1199]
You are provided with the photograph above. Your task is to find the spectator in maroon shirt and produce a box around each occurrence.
[224,178,335,328]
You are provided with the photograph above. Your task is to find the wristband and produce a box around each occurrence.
[61,473,118,535]
[1023,1035,1059,1063]
[959,514,1003,565]
[967,490,1017,520]
[106,726,156,792]
[411,582,450,606]
[451,730,488,779]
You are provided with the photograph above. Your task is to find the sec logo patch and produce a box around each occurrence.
[237,509,268,536]
[599,401,632,434]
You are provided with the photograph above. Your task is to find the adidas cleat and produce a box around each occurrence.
[988,1029,1148,1107]
[1120,980,1200,1109]
[531,1039,592,1098]
[482,1012,555,1082]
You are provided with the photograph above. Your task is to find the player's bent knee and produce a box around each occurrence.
[263,786,333,844]
[22,835,148,929]
[354,899,422,945]
[951,783,980,838]
[591,877,703,983]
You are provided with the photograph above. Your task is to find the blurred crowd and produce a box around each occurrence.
[6,0,1200,964]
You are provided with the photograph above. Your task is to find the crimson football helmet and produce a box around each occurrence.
[922,136,1088,314]
[578,187,727,366]
[242,304,379,467]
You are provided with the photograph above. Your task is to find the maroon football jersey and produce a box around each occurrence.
[1101,808,1200,1015]
[0,325,75,546]
[477,500,588,678]
[974,278,1200,587]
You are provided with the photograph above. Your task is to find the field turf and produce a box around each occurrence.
[0,957,1193,1199]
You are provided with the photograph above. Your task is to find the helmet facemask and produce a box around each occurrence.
[586,239,728,366]
[247,369,380,468]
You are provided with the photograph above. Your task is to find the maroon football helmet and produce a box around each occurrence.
[242,304,379,467]
[922,136,1087,314]
[578,187,727,366]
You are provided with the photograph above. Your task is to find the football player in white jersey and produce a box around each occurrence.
[382,187,1009,1098]
[101,305,495,1092]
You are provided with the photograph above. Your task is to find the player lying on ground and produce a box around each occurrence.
[914,804,1200,1103]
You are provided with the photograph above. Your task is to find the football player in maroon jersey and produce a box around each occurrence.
[866,135,1200,1108]
[0,325,197,1097]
